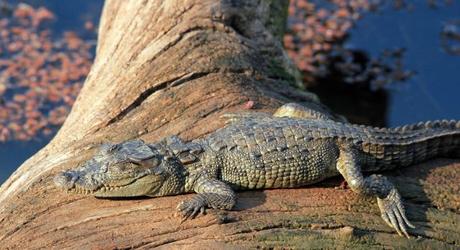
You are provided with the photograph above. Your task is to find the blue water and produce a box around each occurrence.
[347,2,460,126]
[1,1,460,183]
[0,0,104,183]
[0,138,49,179]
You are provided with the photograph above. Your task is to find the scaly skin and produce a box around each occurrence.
[54,103,460,238]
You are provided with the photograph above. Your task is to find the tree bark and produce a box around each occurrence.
[0,0,459,249]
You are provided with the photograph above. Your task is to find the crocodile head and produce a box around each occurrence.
[54,139,184,197]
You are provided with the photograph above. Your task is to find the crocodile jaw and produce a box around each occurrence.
[93,175,163,197]
[54,170,163,197]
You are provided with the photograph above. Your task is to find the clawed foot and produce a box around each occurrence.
[176,196,207,222]
[377,188,415,238]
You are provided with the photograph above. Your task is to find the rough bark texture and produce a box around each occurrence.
[0,0,459,249]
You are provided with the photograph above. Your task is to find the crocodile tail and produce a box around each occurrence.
[391,120,460,159]
[391,120,460,133]
[360,120,460,170]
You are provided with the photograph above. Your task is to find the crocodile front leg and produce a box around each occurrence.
[336,143,415,237]
[177,174,236,221]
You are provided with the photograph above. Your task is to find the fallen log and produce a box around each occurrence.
[0,1,458,248]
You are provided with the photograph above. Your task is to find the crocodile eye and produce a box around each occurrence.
[144,156,161,167]
[128,155,161,168]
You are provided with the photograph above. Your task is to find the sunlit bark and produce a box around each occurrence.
[0,1,458,248]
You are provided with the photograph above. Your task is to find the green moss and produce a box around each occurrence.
[264,0,289,42]
[267,58,298,86]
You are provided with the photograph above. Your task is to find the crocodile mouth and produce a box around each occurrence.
[63,182,137,195]
[54,171,163,197]
[54,170,136,193]
[96,175,163,197]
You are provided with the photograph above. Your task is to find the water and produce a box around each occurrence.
[0,138,49,181]
[0,0,104,183]
[1,1,459,184]
[347,2,460,126]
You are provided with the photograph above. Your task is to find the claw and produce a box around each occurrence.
[381,211,392,228]
[377,188,415,238]
[397,203,415,229]
[178,206,194,224]
[200,206,206,215]
[180,215,189,224]
[176,196,207,223]
[180,211,193,223]
[189,205,202,219]
[177,201,187,213]
[394,209,409,238]
[387,210,403,237]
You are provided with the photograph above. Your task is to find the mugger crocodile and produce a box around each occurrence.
[54,103,460,238]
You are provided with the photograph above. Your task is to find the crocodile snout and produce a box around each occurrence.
[54,171,79,190]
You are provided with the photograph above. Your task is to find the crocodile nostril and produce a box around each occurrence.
[53,171,79,190]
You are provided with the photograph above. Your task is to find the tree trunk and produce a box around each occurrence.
[0,1,459,249]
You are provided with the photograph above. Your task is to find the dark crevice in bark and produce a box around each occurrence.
[225,15,250,38]
[106,71,211,126]
[144,26,213,65]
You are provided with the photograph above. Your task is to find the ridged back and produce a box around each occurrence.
[346,120,460,170]
[206,117,460,171]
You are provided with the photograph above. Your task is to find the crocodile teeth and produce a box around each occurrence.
[100,185,123,191]
[73,186,92,194]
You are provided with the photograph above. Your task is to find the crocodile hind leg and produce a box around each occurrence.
[336,143,415,237]
[177,174,236,221]
[274,103,347,122]
[223,102,347,124]
[220,112,272,124]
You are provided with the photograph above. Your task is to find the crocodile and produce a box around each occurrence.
[54,103,460,238]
